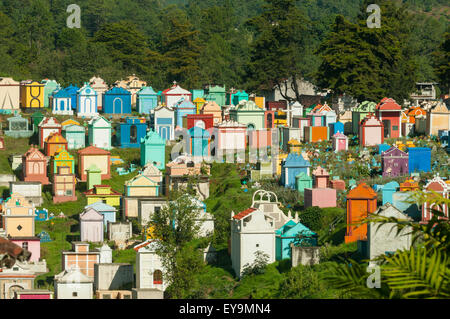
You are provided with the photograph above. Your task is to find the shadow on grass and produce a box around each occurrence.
[28,133,39,146]
[66,234,79,242]
[2,188,10,199]
[328,226,346,246]
[276,259,292,274]
[213,248,236,278]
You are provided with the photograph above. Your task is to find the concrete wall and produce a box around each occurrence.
[9,182,42,206]
[290,244,320,267]
[0,174,16,187]
[94,263,134,291]
[107,222,132,241]
[304,188,336,208]
[56,282,93,299]
[132,288,163,299]
[367,220,412,263]
[136,251,166,291]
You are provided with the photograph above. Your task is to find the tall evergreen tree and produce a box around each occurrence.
[93,21,163,84]
[433,31,450,94]
[161,6,203,88]
[315,1,417,102]
[246,0,311,102]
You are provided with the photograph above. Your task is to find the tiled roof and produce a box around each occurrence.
[133,239,157,251]
[45,132,67,144]
[77,145,110,155]
[232,207,257,220]
[376,97,401,111]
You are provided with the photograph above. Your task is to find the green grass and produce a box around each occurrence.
[35,218,78,289]
[0,136,33,175]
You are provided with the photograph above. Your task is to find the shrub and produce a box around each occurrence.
[298,206,323,232]
[241,250,270,277]
[277,264,326,298]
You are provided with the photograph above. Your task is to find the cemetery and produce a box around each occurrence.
[0,0,448,301]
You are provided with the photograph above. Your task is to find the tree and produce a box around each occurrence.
[160,6,203,88]
[315,1,418,102]
[246,0,311,102]
[150,192,205,298]
[433,31,450,94]
[278,265,325,298]
[298,206,323,232]
[93,21,164,82]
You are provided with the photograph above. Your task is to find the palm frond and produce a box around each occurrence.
[322,259,386,298]
[381,247,450,299]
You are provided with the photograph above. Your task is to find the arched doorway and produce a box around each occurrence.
[382,120,391,138]
[266,113,273,128]
[32,162,40,175]
[114,98,123,114]
[153,269,163,285]
[85,98,92,114]
[8,285,24,299]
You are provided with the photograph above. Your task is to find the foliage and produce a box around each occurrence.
[381,247,450,298]
[0,0,446,92]
[298,206,345,236]
[160,6,203,88]
[241,250,270,277]
[277,264,327,298]
[205,163,254,248]
[298,206,323,232]
[246,0,311,101]
[433,31,450,92]
[324,191,450,299]
[164,245,205,298]
[232,262,283,298]
[315,0,419,102]
[150,192,205,298]
[259,179,302,210]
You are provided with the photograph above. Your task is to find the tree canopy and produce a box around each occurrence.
[0,0,447,97]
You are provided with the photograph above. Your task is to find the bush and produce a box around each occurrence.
[277,264,326,298]
[241,250,270,277]
[298,206,323,232]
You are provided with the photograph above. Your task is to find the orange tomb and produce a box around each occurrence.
[345,183,377,243]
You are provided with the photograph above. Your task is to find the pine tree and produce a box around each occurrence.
[315,1,418,102]
[93,21,163,83]
[433,31,450,94]
[161,6,203,88]
[246,0,311,101]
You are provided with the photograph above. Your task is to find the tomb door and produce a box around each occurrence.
[85,98,92,114]
[130,125,137,144]
[114,98,123,114]
[382,120,391,138]
[159,126,168,140]
[266,113,273,128]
